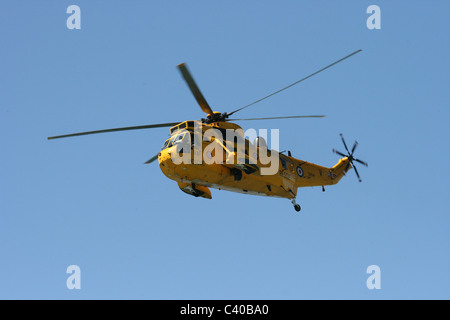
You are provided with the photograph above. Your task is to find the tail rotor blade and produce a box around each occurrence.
[353,163,362,182]
[333,149,347,157]
[351,141,358,154]
[340,133,350,154]
[354,158,368,167]
[344,161,351,173]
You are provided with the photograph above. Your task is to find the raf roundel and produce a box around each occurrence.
[296,166,304,177]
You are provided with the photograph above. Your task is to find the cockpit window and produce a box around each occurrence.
[162,132,189,150]
[162,139,170,150]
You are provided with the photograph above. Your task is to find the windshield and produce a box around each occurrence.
[162,139,170,150]
[162,132,188,150]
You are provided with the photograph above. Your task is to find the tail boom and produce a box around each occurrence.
[292,157,351,188]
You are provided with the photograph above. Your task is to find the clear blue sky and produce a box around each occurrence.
[1,1,449,299]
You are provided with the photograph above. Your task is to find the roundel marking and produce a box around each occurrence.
[296,166,304,177]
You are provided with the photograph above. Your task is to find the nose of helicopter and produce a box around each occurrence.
[158,148,177,178]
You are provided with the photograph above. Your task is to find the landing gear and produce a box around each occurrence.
[291,199,301,212]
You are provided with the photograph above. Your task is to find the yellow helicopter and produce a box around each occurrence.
[48,50,367,212]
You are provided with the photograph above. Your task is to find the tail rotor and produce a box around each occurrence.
[333,133,368,182]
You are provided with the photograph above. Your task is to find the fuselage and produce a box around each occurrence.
[157,121,350,199]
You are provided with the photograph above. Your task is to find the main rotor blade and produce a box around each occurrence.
[228,49,362,116]
[177,63,214,115]
[228,115,325,121]
[48,122,180,140]
[144,153,159,164]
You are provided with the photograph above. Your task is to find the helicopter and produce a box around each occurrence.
[48,49,367,212]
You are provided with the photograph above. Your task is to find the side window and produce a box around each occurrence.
[280,158,287,170]
[178,134,185,154]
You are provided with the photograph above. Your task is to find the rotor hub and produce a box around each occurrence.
[203,112,229,124]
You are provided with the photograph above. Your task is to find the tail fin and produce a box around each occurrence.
[327,157,351,184]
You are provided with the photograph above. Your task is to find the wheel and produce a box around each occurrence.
[294,204,301,212]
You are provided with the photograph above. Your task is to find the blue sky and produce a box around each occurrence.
[1,1,449,299]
